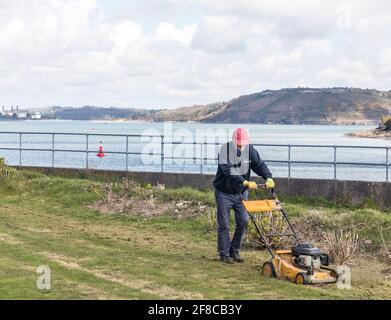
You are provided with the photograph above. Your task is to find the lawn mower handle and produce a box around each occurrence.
[242,184,276,199]
[257,184,275,196]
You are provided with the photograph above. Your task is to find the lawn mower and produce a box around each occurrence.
[242,185,338,285]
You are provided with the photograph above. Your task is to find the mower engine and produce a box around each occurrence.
[296,255,321,269]
[292,243,330,271]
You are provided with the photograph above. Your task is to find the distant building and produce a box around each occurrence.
[31,112,42,120]
[17,112,27,119]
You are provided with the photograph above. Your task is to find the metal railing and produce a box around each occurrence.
[0,131,390,182]
[262,143,390,181]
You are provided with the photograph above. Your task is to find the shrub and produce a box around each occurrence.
[246,211,289,249]
[323,230,360,265]
[381,115,391,131]
[379,227,391,263]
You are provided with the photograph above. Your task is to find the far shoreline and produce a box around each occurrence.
[346,128,391,140]
[0,119,379,126]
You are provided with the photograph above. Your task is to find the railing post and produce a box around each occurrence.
[160,135,164,173]
[19,132,22,167]
[126,135,129,172]
[52,133,55,168]
[200,143,203,174]
[288,144,291,179]
[386,147,389,182]
[334,145,337,180]
[86,134,89,169]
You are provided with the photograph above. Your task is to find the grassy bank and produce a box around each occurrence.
[1,170,391,300]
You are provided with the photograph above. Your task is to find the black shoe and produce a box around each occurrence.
[220,256,234,264]
[230,251,245,263]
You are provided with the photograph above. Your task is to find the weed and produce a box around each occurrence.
[200,208,217,231]
[0,158,16,178]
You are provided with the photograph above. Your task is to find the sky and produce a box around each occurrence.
[0,0,391,109]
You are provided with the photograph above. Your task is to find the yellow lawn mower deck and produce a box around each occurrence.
[262,250,338,285]
[243,187,338,285]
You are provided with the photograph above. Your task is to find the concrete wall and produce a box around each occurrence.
[19,167,391,209]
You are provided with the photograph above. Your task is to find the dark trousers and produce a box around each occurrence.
[215,188,249,257]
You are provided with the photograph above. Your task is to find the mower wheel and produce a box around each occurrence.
[330,270,339,279]
[295,272,309,285]
[262,261,276,278]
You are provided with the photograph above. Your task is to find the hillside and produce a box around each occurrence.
[52,106,159,121]
[152,102,227,122]
[203,88,391,125]
[51,88,391,124]
[52,103,227,122]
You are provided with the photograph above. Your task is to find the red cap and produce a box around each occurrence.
[232,128,250,146]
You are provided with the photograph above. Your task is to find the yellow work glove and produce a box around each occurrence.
[243,180,258,190]
[266,178,275,189]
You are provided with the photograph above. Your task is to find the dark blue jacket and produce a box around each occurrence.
[213,142,272,194]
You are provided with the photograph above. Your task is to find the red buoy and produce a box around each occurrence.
[97,146,105,158]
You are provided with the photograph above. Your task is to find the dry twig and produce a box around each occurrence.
[323,230,359,265]
[323,230,360,265]
[379,227,391,261]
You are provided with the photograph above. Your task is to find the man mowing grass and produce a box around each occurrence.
[213,128,275,264]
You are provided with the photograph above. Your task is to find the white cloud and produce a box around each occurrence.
[0,0,390,108]
[191,15,248,54]
[155,22,196,46]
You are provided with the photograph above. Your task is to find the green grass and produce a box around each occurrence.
[1,170,391,300]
